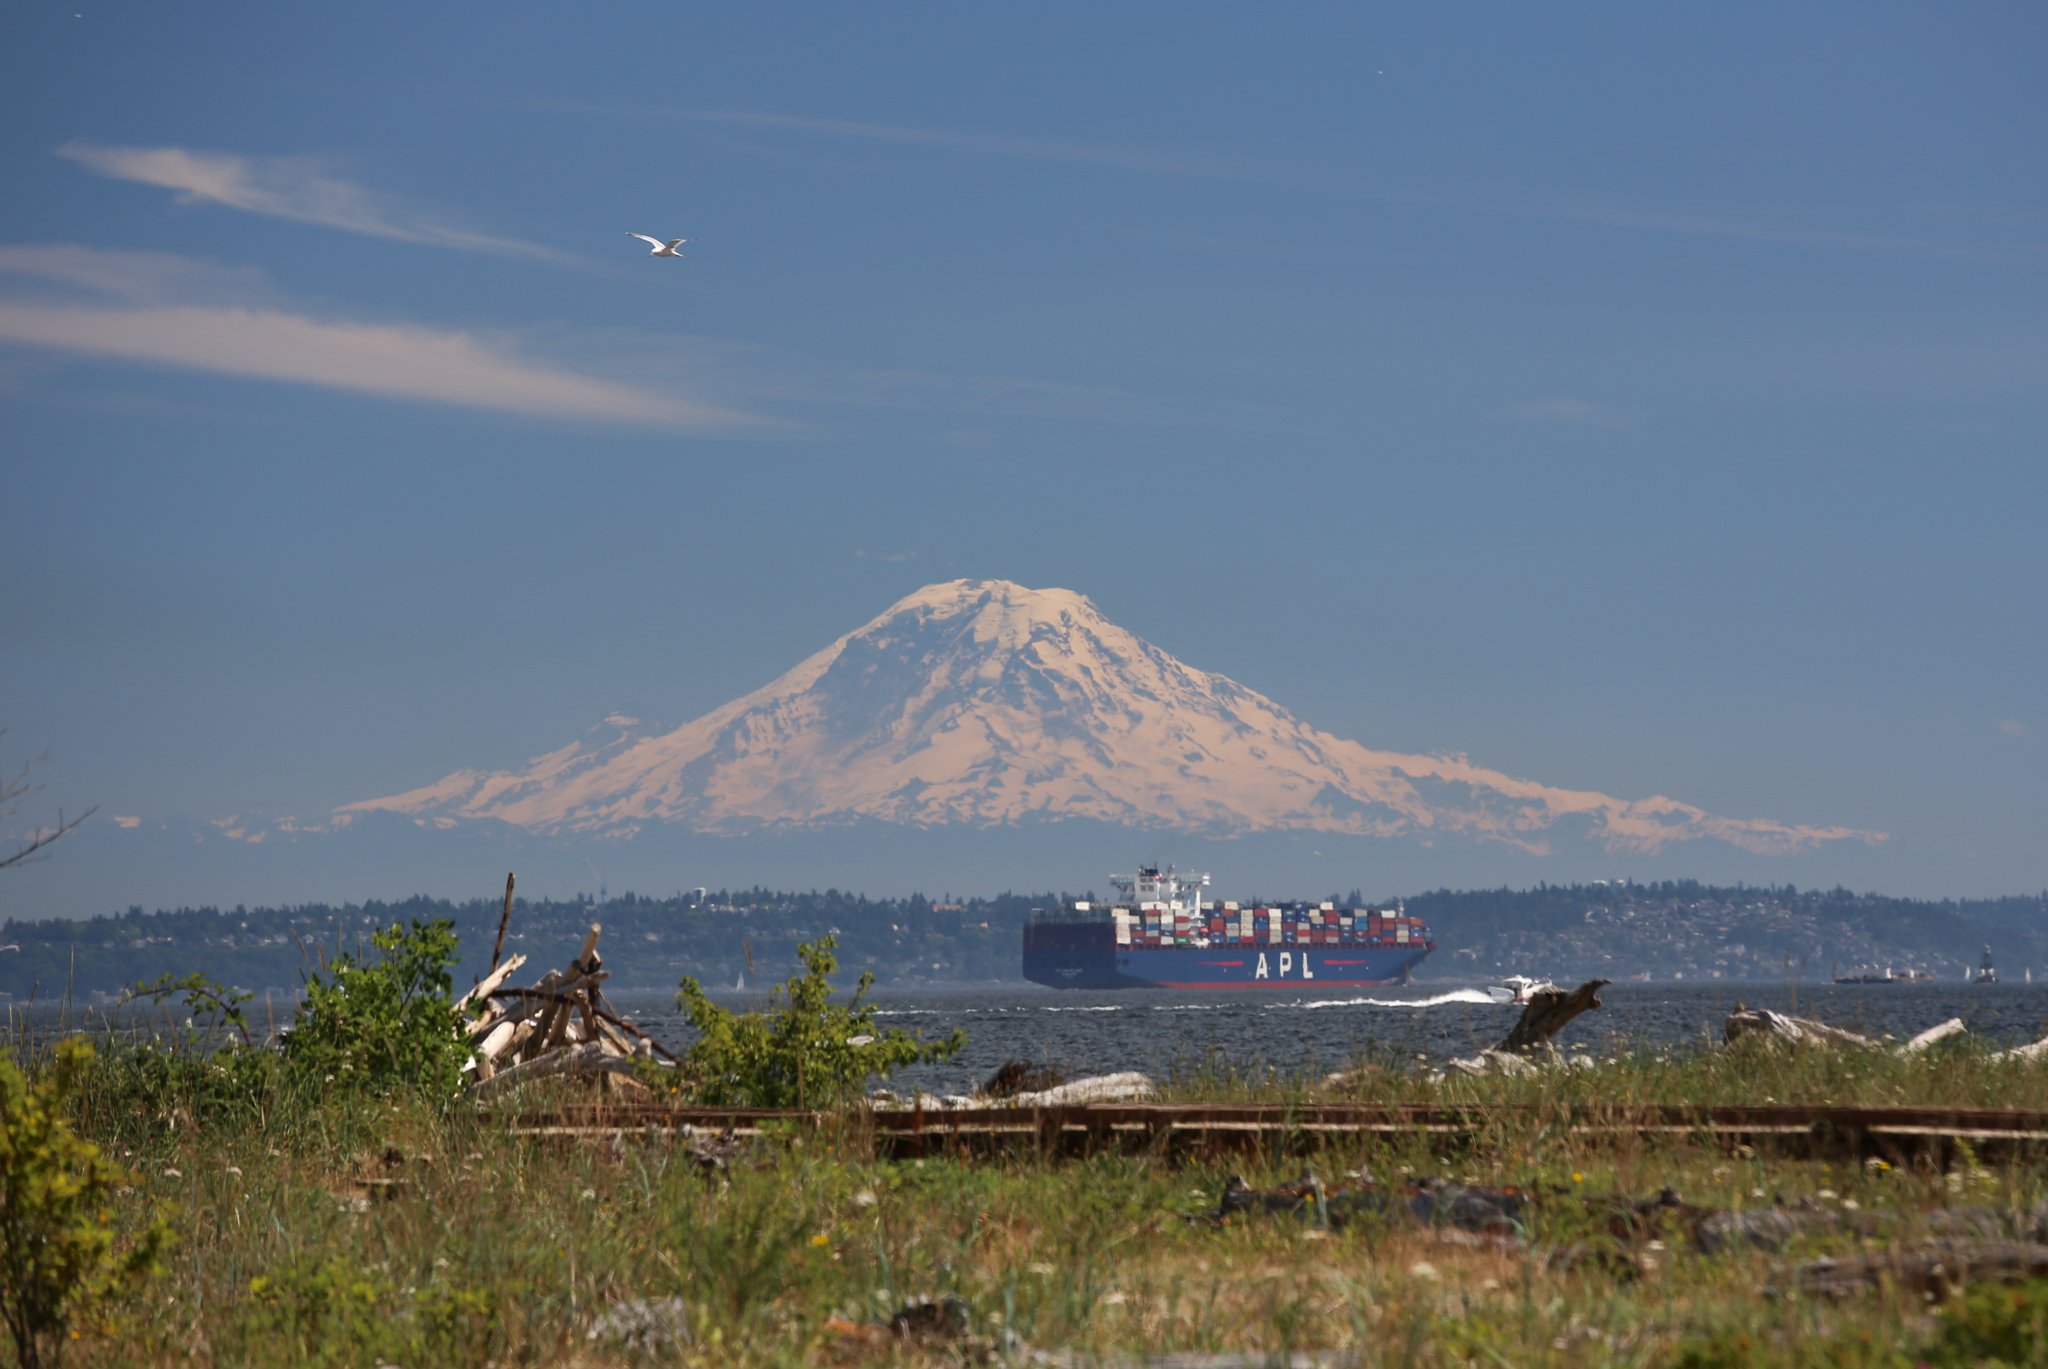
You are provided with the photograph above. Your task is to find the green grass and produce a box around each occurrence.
[18,1033,2048,1366]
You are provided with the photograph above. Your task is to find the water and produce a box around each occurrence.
[621,980,2048,1097]
[20,980,2047,1100]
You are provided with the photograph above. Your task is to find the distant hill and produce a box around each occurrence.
[4,880,2041,1000]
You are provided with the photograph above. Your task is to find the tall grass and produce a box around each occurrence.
[18,1025,2048,1365]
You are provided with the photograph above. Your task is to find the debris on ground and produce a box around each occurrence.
[1691,1199,1845,1255]
[821,1294,1015,1364]
[1212,1172,1529,1247]
[586,1296,691,1354]
[1791,1240,2048,1300]
[459,920,679,1100]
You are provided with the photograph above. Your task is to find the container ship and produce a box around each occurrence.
[1022,865,1435,990]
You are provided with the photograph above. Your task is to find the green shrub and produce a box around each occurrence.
[281,918,468,1098]
[0,1041,170,1369]
[232,1256,500,1369]
[674,935,964,1107]
[1921,1278,2048,1368]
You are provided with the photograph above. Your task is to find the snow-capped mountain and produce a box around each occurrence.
[338,578,1880,857]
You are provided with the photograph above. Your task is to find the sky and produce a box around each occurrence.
[2,3,2044,910]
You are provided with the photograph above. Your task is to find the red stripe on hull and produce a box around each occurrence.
[1150,979,1402,989]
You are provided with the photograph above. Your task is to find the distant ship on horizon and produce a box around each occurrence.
[1022,864,1435,990]
[1832,963,1935,985]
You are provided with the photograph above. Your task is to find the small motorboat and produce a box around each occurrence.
[1491,974,1558,1006]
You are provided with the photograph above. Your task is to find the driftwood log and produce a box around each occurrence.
[1723,1007,1879,1049]
[2000,1035,2048,1062]
[1900,1017,1967,1054]
[1722,1009,1970,1054]
[1495,979,1611,1054]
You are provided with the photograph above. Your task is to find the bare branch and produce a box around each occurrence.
[0,730,98,870]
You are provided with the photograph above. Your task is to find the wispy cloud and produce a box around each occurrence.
[1999,718,2033,738]
[0,245,766,429]
[1509,397,1629,428]
[57,141,572,262]
[0,243,270,303]
[638,109,2042,264]
[632,107,1325,189]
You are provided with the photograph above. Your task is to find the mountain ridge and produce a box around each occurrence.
[337,578,1883,858]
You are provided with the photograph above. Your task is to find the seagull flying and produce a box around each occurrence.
[627,233,688,257]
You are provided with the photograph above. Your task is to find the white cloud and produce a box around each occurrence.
[0,244,766,429]
[0,243,270,303]
[1999,718,2032,738]
[57,141,571,262]
[1509,397,1629,428]
[661,108,1321,187]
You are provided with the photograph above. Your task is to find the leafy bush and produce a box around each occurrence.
[1921,1278,2048,1368]
[0,1041,170,1369]
[675,935,964,1107]
[281,918,468,1098]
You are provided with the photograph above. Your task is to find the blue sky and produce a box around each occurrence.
[3,3,2043,905]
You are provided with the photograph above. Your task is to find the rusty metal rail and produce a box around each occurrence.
[495,1101,2048,1165]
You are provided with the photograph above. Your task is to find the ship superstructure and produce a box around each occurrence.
[1022,865,1435,990]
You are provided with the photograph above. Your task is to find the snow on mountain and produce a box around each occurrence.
[337,579,1882,857]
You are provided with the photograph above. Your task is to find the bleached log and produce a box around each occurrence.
[1724,1008,1877,1049]
[1004,1072,1155,1106]
[476,1018,519,1063]
[1998,1037,2048,1062]
[576,922,602,973]
[1445,1049,1540,1078]
[594,1016,636,1056]
[458,952,528,1017]
[1900,1018,1968,1054]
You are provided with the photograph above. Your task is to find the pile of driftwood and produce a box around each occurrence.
[460,876,678,1101]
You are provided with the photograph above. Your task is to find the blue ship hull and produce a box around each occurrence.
[1022,942,1432,990]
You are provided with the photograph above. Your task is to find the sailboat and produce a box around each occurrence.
[734,971,745,991]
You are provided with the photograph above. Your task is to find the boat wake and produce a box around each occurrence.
[1290,989,1502,1010]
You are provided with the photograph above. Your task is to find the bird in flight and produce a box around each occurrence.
[626,233,689,257]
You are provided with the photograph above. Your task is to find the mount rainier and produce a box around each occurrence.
[338,579,1879,858]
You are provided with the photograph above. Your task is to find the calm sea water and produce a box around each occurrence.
[625,980,2048,1098]
[20,980,2045,1101]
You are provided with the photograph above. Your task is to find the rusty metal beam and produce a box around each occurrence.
[493,1100,2048,1164]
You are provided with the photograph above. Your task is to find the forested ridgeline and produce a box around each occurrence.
[0,888,1059,999]
[3,880,2045,998]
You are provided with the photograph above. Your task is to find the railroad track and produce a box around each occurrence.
[496,1101,2048,1165]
